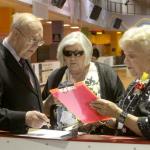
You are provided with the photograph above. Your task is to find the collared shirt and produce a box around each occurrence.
[3,38,20,62]
[2,38,35,88]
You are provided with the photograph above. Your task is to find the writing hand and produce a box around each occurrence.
[25,111,50,128]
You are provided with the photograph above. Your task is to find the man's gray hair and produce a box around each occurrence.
[57,31,93,66]
[11,12,41,29]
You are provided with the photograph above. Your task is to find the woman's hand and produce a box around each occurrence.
[78,119,117,133]
[91,99,122,118]
[78,122,100,133]
[103,118,116,129]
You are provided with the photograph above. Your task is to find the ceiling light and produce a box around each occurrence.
[37,17,44,21]
[64,24,70,27]
[117,32,122,34]
[70,26,79,29]
[46,21,52,24]
[97,32,103,35]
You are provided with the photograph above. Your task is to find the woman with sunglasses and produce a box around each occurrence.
[42,31,125,133]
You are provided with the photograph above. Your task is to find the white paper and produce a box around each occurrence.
[18,129,73,140]
[60,111,77,126]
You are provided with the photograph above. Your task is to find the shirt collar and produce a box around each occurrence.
[2,38,20,62]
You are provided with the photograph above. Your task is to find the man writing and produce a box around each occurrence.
[0,13,49,133]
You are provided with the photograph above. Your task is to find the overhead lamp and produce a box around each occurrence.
[46,21,52,24]
[64,24,70,27]
[37,17,44,21]
[70,26,79,29]
[117,31,122,34]
[96,32,103,35]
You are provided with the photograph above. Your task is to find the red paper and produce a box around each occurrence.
[50,82,109,123]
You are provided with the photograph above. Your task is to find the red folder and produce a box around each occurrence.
[50,82,109,123]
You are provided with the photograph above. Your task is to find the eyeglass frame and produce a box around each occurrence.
[63,50,84,57]
[15,27,44,47]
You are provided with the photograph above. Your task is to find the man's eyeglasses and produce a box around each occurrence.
[63,50,84,57]
[15,27,44,47]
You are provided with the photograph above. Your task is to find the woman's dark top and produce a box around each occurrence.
[42,62,125,102]
[117,80,150,139]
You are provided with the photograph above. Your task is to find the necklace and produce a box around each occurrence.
[119,72,150,112]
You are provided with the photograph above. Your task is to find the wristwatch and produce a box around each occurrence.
[117,111,128,129]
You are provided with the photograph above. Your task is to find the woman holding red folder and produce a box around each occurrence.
[91,25,150,139]
[42,31,125,134]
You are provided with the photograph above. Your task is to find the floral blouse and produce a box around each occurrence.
[53,62,100,130]
[118,74,150,138]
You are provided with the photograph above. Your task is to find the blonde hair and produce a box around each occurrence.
[57,31,93,67]
[119,25,150,54]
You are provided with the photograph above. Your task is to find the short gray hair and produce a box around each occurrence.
[11,12,42,31]
[57,31,93,66]
[119,25,150,54]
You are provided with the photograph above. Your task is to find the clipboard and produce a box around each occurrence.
[50,82,109,123]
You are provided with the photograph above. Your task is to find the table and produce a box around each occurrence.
[0,132,149,150]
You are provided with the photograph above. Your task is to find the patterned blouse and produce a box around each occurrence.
[118,79,150,138]
[53,62,100,130]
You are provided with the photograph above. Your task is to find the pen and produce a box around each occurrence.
[37,115,51,128]
[46,122,51,129]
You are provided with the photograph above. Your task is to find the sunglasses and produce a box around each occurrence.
[63,50,84,57]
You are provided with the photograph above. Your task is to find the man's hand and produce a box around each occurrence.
[25,111,50,128]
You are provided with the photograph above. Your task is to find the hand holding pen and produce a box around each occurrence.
[25,111,50,129]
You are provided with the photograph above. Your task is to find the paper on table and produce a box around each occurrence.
[50,82,109,123]
[18,129,74,140]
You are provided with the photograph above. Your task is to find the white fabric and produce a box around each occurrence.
[60,111,77,126]
[3,38,20,62]
[83,62,101,97]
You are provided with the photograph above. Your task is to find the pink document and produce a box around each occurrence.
[50,82,109,123]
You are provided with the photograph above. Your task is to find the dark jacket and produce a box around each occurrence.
[42,62,125,103]
[0,43,43,133]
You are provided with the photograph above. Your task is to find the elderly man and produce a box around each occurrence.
[0,13,49,133]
